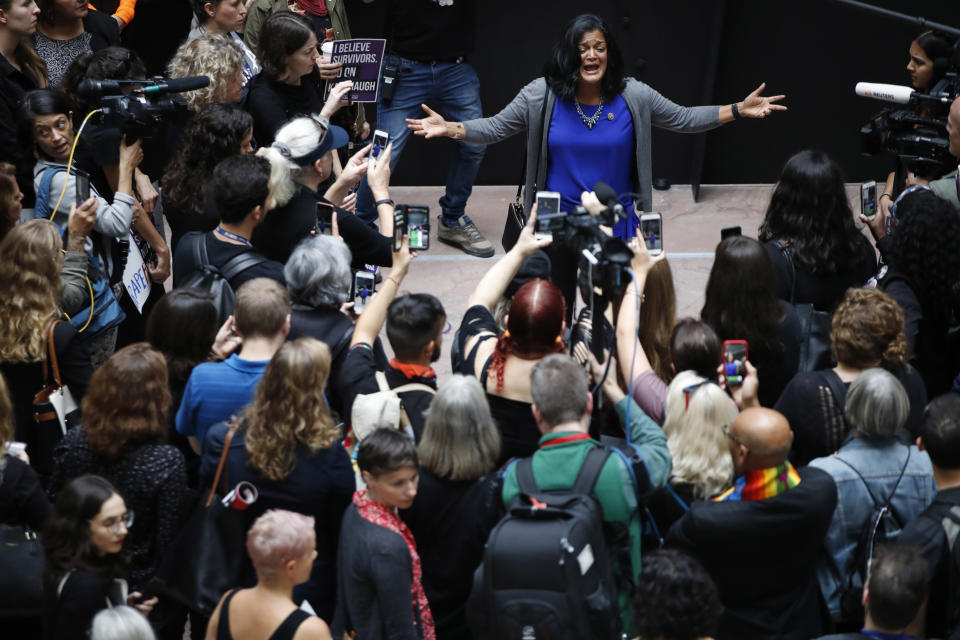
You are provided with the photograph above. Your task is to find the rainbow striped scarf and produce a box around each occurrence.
[713,462,802,502]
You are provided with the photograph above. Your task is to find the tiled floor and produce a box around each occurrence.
[386,183,871,376]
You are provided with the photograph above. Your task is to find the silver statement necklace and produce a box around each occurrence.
[576,97,605,130]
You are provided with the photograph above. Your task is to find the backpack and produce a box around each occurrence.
[467,447,622,640]
[34,166,126,336]
[836,447,911,623]
[775,241,835,372]
[178,232,267,325]
[347,371,436,452]
[941,505,960,640]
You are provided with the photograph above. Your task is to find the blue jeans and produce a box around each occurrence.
[356,56,486,225]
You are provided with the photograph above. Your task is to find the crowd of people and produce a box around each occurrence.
[1,2,960,639]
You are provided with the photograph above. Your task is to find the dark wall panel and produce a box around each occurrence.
[346,0,958,186]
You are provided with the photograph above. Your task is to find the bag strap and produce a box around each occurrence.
[43,319,63,388]
[219,250,267,282]
[374,370,389,392]
[391,382,437,395]
[204,423,239,508]
[190,232,209,269]
[572,446,611,495]
[835,445,911,513]
[515,456,538,496]
[774,240,798,303]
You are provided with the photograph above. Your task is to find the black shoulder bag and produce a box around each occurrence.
[501,87,550,251]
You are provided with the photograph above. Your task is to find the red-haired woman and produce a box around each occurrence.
[48,343,188,594]
[458,213,560,465]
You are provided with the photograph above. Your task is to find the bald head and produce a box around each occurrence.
[949,96,960,158]
[728,408,794,473]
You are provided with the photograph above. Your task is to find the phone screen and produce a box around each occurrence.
[641,214,663,254]
[372,130,389,160]
[316,203,334,236]
[861,181,877,220]
[354,272,375,313]
[536,191,561,216]
[75,170,90,207]
[722,341,748,386]
[406,208,430,250]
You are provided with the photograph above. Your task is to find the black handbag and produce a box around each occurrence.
[0,518,43,617]
[152,424,248,616]
[776,242,834,372]
[501,90,551,252]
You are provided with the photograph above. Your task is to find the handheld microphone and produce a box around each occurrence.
[592,181,624,219]
[855,82,916,105]
[141,76,210,94]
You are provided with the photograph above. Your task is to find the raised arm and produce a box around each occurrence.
[350,235,412,347]
[616,236,666,388]
[466,208,549,311]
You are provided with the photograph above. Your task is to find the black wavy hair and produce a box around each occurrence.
[43,475,129,584]
[62,47,147,113]
[146,288,219,397]
[758,149,869,275]
[543,14,626,103]
[701,236,785,355]
[632,549,722,640]
[888,189,960,315]
[161,102,253,216]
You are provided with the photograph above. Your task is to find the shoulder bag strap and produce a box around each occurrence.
[220,250,267,281]
[204,423,238,507]
[45,319,63,387]
[515,456,539,496]
[572,446,611,495]
[774,240,798,304]
[534,85,551,195]
[391,382,437,395]
[374,370,389,392]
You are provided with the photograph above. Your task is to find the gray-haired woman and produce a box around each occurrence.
[808,368,936,626]
[284,235,386,420]
[400,374,504,639]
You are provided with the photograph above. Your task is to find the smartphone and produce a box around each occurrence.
[535,191,562,240]
[722,340,749,386]
[720,225,741,240]
[393,208,406,251]
[402,204,430,251]
[861,180,877,220]
[75,169,90,207]
[353,271,375,313]
[640,212,663,255]
[315,202,334,236]
[371,129,389,162]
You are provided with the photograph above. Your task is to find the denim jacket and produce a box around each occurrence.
[808,437,937,621]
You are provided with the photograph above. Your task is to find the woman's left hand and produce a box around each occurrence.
[320,81,353,119]
[738,82,787,118]
[127,592,158,616]
[135,173,158,214]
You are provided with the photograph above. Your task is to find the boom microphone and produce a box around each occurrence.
[141,76,210,94]
[855,82,916,104]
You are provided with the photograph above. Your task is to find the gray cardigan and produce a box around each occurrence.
[463,77,722,216]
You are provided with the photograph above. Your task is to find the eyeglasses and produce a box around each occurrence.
[682,380,710,410]
[721,424,745,447]
[94,511,135,534]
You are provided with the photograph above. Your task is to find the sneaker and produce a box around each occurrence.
[437,215,495,258]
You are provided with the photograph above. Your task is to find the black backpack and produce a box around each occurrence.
[940,506,960,640]
[467,447,622,640]
[179,232,267,325]
[836,447,910,623]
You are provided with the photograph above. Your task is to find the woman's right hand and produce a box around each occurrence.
[67,197,98,242]
[628,232,666,277]
[862,196,889,242]
[368,142,393,197]
[512,205,552,257]
[391,233,413,278]
[211,315,242,360]
[118,136,143,172]
[406,105,450,139]
[339,143,372,186]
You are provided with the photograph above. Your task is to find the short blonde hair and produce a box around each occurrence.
[662,371,737,499]
[166,34,243,112]
[246,509,315,581]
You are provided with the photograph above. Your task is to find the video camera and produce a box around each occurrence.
[843,1,960,178]
[75,76,209,141]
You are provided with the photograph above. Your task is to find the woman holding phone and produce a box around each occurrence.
[408,13,784,308]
